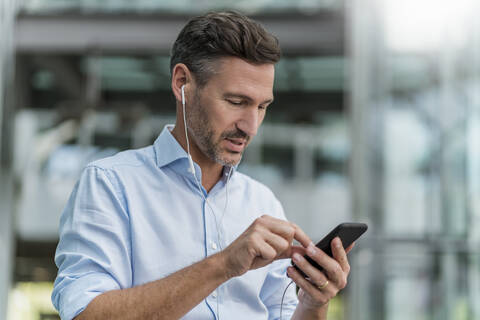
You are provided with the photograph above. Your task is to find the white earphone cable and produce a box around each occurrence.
[280,280,295,320]
[181,84,232,250]
[182,85,234,320]
[182,86,193,167]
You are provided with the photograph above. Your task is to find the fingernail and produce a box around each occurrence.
[292,253,301,263]
[335,237,342,248]
[307,243,316,256]
[286,267,292,277]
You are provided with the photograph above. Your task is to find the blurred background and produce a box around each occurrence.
[1,0,479,319]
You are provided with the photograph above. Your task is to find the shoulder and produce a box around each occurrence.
[77,145,157,194]
[73,145,156,209]
[86,145,155,173]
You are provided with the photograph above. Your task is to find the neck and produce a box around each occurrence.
[170,123,224,193]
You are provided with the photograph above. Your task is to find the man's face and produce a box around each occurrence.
[186,57,275,166]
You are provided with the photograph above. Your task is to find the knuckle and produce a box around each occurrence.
[257,215,271,226]
[334,264,343,274]
[313,278,325,288]
[266,248,276,260]
[316,248,326,258]
[318,295,328,305]
[252,220,263,232]
[289,222,299,232]
[338,277,346,289]
[345,264,351,274]
[330,290,338,300]
[316,249,325,260]
[247,245,257,257]
[248,234,259,246]
[285,225,294,237]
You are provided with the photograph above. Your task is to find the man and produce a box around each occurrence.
[52,11,354,320]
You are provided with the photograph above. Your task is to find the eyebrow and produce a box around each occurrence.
[223,92,274,105]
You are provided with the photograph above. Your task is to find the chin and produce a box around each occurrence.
[218,152,242,166]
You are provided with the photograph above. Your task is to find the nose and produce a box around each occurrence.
[236,108,260,137]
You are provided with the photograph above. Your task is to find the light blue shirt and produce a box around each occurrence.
[52,125,298,320]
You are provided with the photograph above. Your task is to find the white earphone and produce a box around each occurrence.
[181,84,196,175]
[181,83,234,257]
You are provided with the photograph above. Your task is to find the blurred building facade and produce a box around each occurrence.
[0,0,479,319]
[349,1,480,319]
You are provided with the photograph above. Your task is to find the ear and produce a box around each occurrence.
[171,63,193,104]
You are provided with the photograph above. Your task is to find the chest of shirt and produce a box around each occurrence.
[118,169,271,287]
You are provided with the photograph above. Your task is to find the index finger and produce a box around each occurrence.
[291,223,312,248]
[256,215,297,241]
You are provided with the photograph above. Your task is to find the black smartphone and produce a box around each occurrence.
[293,222,368,277]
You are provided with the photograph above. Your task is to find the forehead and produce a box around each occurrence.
[207,56,275,100]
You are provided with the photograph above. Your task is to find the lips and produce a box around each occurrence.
[224,138,246,152]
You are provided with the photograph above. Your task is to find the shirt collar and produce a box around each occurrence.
[154,124,189,169]
[153,124,238,180]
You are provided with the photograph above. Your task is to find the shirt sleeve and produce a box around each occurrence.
[51,165,132,320]
[260,198,298,319]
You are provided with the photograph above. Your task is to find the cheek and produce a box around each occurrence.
[258,112,266,125]
[214,113,240,132]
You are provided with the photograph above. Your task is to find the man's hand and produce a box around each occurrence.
[287,237,354,312]
[219,215,312,279]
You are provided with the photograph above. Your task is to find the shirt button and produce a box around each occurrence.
[212,291,217,298]
[211,242,218,250]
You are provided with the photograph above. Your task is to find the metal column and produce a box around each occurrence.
[467,2,480,317]
[347,0,388,319]
[0,0,16,318]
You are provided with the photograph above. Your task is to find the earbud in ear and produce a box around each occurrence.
[181,84,195,176]
[181,85,185,106]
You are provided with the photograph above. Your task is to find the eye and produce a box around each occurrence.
[258,104,269,111]
[227,100,243,106]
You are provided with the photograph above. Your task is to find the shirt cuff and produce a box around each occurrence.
[55,272,120,320]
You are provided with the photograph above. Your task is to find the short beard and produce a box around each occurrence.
[186,89,249,167]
